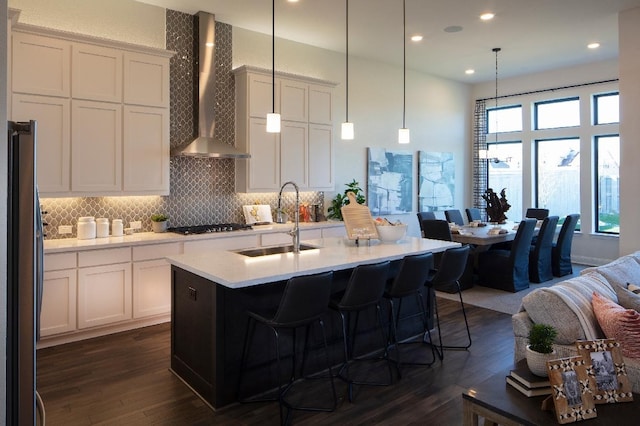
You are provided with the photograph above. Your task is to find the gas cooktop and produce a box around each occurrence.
[167,223,252,235]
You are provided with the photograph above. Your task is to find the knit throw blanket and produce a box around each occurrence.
[539,273,617,341]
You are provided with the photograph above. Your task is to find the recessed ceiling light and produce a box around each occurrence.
[588,42,601,49]
[480,12,495,21]
[465,69,475,75]
[288,0,299,3]
[444,25,463,33]
[411,34,423,42]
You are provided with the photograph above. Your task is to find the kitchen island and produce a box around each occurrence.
[166,236,459,409]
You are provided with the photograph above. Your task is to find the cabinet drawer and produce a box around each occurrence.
[132,242,182,261]
[78,247,131,267]
[44,252,77,271]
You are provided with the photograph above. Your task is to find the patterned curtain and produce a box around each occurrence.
[473,100,488,213]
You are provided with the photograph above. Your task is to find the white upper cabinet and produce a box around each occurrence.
[123,52,170,108]
[71,100,122,193]
[72,43,122,103]
[234,66,336,193]
[12,94,71,193]
[12,32,70,97]
[9,24,174,197]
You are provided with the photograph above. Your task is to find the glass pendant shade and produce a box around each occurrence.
[266,113,281,133]
[398,128,410,144]
[341,122,354,140]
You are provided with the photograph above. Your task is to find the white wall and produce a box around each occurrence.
[619,7,640,257]
[471,60,621,265]
[8,0,165,48]
[234,27,471,237]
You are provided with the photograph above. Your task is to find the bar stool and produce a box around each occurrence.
[238,271,337,425]
[329,261,392,402]
[424,245,472,359]
[383,252,438,379]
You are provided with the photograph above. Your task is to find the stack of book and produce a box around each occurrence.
[506,359,552,397]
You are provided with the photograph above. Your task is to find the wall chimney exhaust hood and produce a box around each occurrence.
[171,11,250,159]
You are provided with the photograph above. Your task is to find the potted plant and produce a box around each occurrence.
[150,213,169,233]
[327,180,366,221]
[526,323,558,377]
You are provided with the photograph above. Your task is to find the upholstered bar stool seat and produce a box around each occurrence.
[383,252,438,378]
[238,271,337,425]
[329,261,392,402]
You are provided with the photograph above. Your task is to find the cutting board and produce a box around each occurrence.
[341,192,379,240]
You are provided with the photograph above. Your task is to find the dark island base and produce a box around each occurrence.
[170,263,435,410]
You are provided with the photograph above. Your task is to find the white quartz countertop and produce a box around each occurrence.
[43,221,344,253]
[165,236,460,289]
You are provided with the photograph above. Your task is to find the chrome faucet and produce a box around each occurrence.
[277,181,300,253]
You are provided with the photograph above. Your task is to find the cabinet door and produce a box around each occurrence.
[308,124,334,189]
[280,121,308,188]
[77,263,132,329]
[248,118,280,191]
[72,43,122,102]
[248,73,278,118]
[40,269,77,337]
[123,52,170,107]
[71,100,122,193]
[309,84,333,125]
[12,32,70,97]
[280,79,307,122]
[133,259,171,318]
[12,94,71,194]
[123,105,169,194]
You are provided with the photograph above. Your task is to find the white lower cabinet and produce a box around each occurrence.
[77,263,132,329]
[40,269,77,337]
[132,260,171,318]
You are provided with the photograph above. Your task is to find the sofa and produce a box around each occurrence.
[512,251,640,393]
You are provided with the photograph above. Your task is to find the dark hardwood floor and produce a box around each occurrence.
[37,298,516,425]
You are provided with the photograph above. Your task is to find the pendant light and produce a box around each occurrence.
[266,0,281,133]
[398,0,410,144]
[341,0,354,140]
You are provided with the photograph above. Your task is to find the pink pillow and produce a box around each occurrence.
[592,292,640,359]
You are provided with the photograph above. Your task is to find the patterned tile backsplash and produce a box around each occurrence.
[42,9,323,239]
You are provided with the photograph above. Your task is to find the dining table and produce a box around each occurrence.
[450,221,528,247]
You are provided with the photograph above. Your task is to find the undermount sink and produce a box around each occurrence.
[235,244,318,257]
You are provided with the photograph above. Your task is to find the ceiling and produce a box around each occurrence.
[137,0,640,83]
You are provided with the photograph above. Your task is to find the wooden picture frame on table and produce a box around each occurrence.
[546,356,597,424]
[576,339,634,404]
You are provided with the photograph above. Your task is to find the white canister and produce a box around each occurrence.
[112,219,124,237]
[77,217,96,240]
[96,218,109,238]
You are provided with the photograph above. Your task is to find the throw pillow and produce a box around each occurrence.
[594,256,640,291]
[592,292,640,359]
[617,283,640,312]
[628,283,640,294]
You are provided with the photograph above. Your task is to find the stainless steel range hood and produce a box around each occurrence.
[171,11,250,159]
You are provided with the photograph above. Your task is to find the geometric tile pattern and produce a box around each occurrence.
[41,9,323,239]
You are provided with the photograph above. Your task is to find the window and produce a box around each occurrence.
[487,105,522,133]
[535,138,580,220]
[535,98,580,129]
[594,93,619,125]
[487,141,523,221]
[595,135,620,233]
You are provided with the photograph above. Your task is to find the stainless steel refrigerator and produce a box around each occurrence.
[7,120,45,425]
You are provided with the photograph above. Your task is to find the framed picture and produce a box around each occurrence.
[547,356,597,424]
[418,151,454,213]
[367,148,414,215]
[576,339,634,404]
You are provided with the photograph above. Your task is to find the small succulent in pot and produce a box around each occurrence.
[150,213,169,233]
[526,323,558,377]
[151,213,169,222]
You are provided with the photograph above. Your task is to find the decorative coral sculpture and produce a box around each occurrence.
[482,187,511,223]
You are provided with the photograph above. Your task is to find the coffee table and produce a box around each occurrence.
[462,369,639,425]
